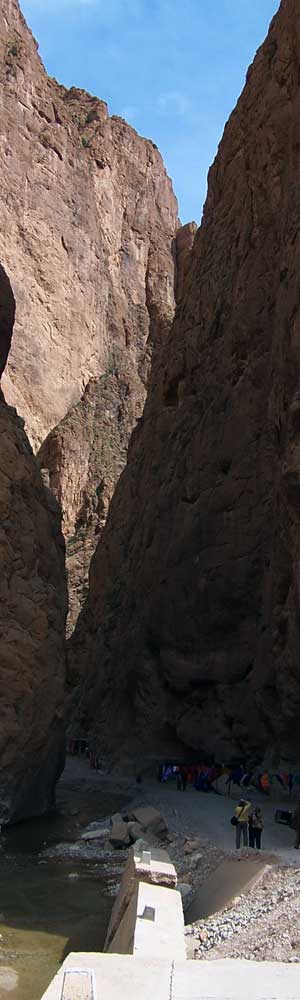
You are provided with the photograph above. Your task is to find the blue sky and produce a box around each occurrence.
[21,0,279,223]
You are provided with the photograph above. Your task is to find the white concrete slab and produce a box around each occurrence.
[107,880,186,959]
[41,954,300,1000]
[134,847,177,886]
[105,845,177,951]
[173,958,300,999]
[41,953,172,1000]
[134,881,186,960]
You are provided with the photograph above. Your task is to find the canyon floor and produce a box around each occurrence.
[52,756,300,966]
[1,754,299,1000]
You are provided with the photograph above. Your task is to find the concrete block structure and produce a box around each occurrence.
[40,842,300,1000]
[107,879,186,959]
[41,954,300,1000]
[104,845,177,952]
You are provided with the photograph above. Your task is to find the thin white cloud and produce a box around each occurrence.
[156,90,189,117]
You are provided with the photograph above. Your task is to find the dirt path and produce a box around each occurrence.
[134,777,297,861]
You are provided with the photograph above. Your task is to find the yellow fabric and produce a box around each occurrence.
[235,801,251,822]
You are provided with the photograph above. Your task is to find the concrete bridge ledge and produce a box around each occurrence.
[41,954,300,1000]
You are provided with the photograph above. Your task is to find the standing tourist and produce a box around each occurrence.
[248,807,263,849]
[234,798,252,848]
[175,766,182,791]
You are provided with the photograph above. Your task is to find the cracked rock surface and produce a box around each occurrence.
[70,0,300,761]
[0,261,67,824]
[0,0,182,634]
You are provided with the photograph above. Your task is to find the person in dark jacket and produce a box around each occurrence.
[248,807,263,849]
[176,766,182,791]
[181,767,188,791]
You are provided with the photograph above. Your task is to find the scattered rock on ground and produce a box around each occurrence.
[186,865,300,964]
[127,821,144,843]
[81,828,110,842]
[131,806,168,840]
[109,814,131,848]
[184,839,203,855]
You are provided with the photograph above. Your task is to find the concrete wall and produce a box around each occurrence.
[104,845,178,952]
[41,953,300,1000]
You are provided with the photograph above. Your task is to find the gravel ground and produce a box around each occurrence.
[186,865,300,963]
[129,776,300,963]
[54,758,300,963]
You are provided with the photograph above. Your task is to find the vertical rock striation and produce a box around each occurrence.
[38,367,144,636]
[0,0,180,628]
[0,0,178,450]
[38,225,197,637]
[71,0,300,763]
[0,261,67,824]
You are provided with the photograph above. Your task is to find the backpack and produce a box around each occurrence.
[230,805,244,827]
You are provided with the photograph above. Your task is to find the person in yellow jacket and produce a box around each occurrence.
[235,798,252,848]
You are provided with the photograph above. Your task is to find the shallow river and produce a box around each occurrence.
[0,770,125,1000]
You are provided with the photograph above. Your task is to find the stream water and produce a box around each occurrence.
[0,763,126,1000]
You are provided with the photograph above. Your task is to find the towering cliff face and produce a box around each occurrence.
[38,224,196,635]
[71,0,300,764]
[0,0,179,628]
[0,0,178,450]
[39,366,143,635]
[0,262,67,825]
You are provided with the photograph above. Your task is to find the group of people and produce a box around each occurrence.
[233,798,300,850]
[227,764,296,798]
[175,764,216,792]
[233,799,263,849]
[159,762,219,791]
[159,761,299,801]
[175,766,188,791]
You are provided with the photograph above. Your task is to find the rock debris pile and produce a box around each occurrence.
[187,866,300,964]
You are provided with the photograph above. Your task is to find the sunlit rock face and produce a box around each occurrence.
[70,0,300,765]
[0,0,179,450]
[0,0,180,632]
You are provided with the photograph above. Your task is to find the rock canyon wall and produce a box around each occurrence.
[71,0,300,764]
[0,262,67,824]
[0,0,180,630]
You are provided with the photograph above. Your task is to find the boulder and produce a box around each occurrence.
[109,814,130,848]
[81,828,110,842]
[188,852,203,869]
[131,806,168,840]
[211,775,229,797]
[127,821,144,843]
[184,839,202,855]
